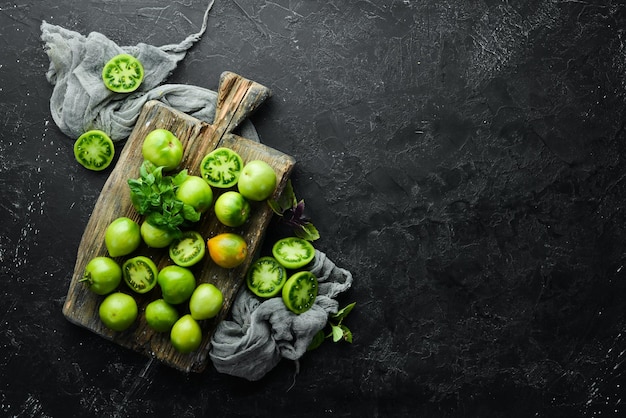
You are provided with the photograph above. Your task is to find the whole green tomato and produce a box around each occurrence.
[157,265,196,305]
[189,283,223,320]
[105,217,141,257]
[80,256,122,295]
[145,299,179,333]
[142,129,183,171]
[170,314,202,353]
[213,191,250,227]
[140,220,176,248]
[237,160,277,201]
[99,292,138,332]
[175,175,213,214]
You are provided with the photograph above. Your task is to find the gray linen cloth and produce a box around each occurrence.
[40,7,354,381]
[40,1,258,142]
[210,251,353,380]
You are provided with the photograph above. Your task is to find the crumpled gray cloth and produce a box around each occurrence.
[40,0,257,143]
[210,250,353,381]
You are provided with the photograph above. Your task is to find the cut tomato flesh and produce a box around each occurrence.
[272,237,315,269]
[169,231,205,267]
[122,256,158,294]
[73,130,115,171]
[102,54,144,93]
[282,271,318,314]
[200,147,243,188]
[246,257,287,298]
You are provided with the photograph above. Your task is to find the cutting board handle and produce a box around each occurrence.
[212,71,272,138]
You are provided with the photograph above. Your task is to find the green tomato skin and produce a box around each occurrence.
[81,256,122,295]
[213,191,251,227]
[170,314,203,353]
[99,292,138,332]
[145,299,179,333]
[140,220,175,248]
[175,176,213,214]
[189,283,224,320]
[142,129,183,171]
[105,217,141,257]
[157,265,197,305]
[237,160,277,201]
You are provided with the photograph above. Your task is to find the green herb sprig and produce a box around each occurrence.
[308,302,356,351]
[127,160,200,237]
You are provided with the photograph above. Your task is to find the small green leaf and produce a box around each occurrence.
[267,198,284,216]
[142,159,158,174]
[268,179,297,215]
[282,180,298,207]
[340,325,353,343]
[331,302,356,323]
[331,324,343,343]
[139,160,149,177]
[295,222,320,241]
[307,329,326,351]
[182,204,201,223]
[152,166,164,183]
[172,169,189,186]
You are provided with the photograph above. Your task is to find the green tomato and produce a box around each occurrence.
[102,54,144,93]
[105,217,141,257]
[272,237,316,269]
[175,175,213,214]
[73,130,115,171]
[142,129,183,171]
[213,191,251,227]
[200,147,243,188]
[157,265,196,305]
[99,292,138,331]
[237,160,277,201]
[246,256,287,298]
[189,283,223,320]
[170,314,203,353]
[80,256,122,295]
[169,231,205,267]
[122,256,158,294]
[282,271,318,315]
[145,299,179,333]
[140,220,175,248]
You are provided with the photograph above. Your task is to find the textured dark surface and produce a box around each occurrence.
[2,1,626,417]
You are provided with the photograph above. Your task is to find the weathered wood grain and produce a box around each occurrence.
[63,72,295,373]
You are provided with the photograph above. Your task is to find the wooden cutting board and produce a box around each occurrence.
[63,72,296,373]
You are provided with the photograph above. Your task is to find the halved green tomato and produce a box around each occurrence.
[200,147,243,188]
[272,237,316,269]
[102,54,144,93]
[246,257,287,298]
[282,271,318,314]
[122,256,158,294]
[73,130,115,171]
[169,231,205,267]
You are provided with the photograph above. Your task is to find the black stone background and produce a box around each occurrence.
[2,0,626,417]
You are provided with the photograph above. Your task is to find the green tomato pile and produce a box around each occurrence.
[73,57,324,352]
[81,127,304,354]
